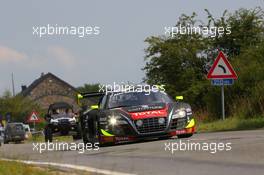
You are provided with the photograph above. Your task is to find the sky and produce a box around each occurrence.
[0,0,263,95]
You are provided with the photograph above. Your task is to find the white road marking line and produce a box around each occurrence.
[1,158,136,175]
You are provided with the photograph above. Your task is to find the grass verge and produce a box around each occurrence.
[198,116,264,132]
[26,135,73,143]
[0,160,75,175]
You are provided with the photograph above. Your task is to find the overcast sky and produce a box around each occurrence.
[0,0,263,95]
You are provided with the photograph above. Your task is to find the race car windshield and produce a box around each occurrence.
[108,91,172,109]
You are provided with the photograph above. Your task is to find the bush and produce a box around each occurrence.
[0,91,44,123]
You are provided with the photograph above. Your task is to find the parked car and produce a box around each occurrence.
[44,102,81,142]
[4,123,26,144]
[0,126,4,146]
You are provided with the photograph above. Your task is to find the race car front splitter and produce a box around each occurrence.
[99,118,196,144]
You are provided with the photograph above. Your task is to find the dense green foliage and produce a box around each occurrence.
[77,83,101,93]
[143,7,264,120]
[0,91,44,123]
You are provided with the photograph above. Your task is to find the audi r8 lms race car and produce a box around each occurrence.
[78,89,196,145]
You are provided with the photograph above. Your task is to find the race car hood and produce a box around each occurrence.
[117,103,172,120]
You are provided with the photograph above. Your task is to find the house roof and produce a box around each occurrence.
[21,72,78,96]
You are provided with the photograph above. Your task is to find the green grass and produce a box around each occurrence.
[27,135,73,143]
[0,160,65,175]
[198,117,264,132]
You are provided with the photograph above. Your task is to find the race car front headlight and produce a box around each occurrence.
[172,109,186,119]
[108,116,128,126]
[186,108,193,115]
[109,117,117,125]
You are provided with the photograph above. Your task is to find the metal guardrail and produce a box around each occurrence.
[31,130,44,136]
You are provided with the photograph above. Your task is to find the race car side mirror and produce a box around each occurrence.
[175,96,183,100]
[91,105,99,110]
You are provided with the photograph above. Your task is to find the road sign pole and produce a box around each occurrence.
[207,51,238,120]
[221,84,225,120]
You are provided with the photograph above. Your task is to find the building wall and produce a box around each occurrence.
[26,75,79,111]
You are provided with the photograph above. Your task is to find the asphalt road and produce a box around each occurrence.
[1,130,264,175]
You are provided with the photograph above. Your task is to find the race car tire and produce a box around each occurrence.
[82,127,89,145]
[82,114,99,146]
[73,124,82,140]
[80,114,89,144]
[44,126,53,142]
[82,127,97,145]
[177,133,193,138]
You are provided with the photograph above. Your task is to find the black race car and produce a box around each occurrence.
[44,102,81,142]
[78,90,195,145]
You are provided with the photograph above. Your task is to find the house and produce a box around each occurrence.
[21,73,79,111]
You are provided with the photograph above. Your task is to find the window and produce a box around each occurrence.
[99,95,107,109]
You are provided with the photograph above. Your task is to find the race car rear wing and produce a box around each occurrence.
[76,92,105,106]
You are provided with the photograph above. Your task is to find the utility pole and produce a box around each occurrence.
[11,73,15,96]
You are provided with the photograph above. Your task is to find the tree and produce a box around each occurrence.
[144,12,211,109]
[0,91,43,122]
[143,7,264,119]
[77,83,101,93]
[205,7,264,57]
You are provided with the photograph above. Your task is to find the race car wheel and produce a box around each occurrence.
[73,124,82,140]
[45,126,53,142]
[177,133,193,138]
[82,126,88,144]
[82,115,99,145]
[83,125,98,145]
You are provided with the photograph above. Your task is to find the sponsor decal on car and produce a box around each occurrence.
[129,108,168,120]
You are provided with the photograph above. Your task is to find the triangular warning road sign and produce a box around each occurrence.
[27,111,41,123]
[207,51,238,79]
[30,112,38,120]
